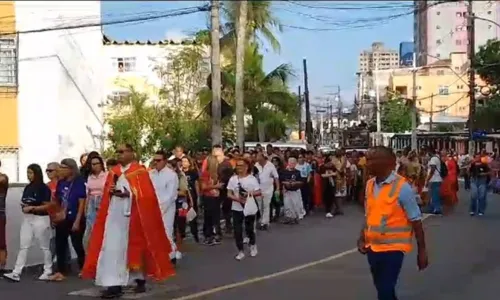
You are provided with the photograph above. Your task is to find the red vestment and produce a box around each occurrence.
[82,162,175,281]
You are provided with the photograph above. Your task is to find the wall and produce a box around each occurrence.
[0,1,18,147]
[15,1,104,182]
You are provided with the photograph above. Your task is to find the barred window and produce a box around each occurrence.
[0,38,16,85]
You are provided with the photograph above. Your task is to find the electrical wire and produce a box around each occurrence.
[0,5,210,37]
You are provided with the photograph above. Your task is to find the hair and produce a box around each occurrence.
[206,155,219,181]
[212,144,223,150]
[27,163,44,184]
[271,156,284,170]
[155,150,168,160]
[79,153,88,165]
[81,151,101,179]
[123,143,135,152]
[60,158,80,178]
[106,158,118,167]
[371,146,396,160]
[89,155,105,175]
[181,156,197,172]
[47,162,60,170]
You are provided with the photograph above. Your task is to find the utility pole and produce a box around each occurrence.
[429,93,434,131]
[234,0,247,150]
[337,93,343,146]
[210,0,222,146]
[298,85,302,140]
[374,61,381,146]
[411,52,418,150]
[467,0,476,155]
[303,58,312,144]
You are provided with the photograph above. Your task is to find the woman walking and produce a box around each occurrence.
[83,155,107,250]
[4,164,52,282]
[49,158,86,281]
[227,158,261,261]
[181,157,200,243]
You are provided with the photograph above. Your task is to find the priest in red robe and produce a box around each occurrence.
[82,144,175,299]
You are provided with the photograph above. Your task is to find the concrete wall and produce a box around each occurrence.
[15,2,104,182]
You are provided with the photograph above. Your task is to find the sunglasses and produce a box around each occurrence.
[46,169,55,173]
[116,150,124,154]
[153,158,163,162]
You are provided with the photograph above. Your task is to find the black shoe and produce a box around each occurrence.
[213,236,222,245]
[100,286,123,299]
[262,224,269,231]
[170,258,177,265]
[134,279,146,294]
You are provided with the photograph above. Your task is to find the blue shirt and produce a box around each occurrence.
[295,163,312,179]
[56,177,86,221]
[371,172,422,221]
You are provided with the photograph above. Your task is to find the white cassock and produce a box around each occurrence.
[95,164,143,287]
[149,166,179,259]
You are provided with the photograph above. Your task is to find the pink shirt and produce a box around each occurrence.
[86,171,107,197]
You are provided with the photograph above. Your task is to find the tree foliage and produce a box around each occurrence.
[381,96,417,133]
[475,39,500,86]
[474,94,500,131]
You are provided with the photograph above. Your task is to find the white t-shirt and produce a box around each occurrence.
[428,156,442,182]
[227,174,261,211]
[255,161,279,193]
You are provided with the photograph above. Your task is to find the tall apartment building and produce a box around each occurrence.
[414,0,500,66]
[358,42,400,72]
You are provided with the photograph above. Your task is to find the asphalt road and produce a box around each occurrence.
[2,187,500,300]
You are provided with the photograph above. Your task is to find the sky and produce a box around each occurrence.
[102,1,414,109]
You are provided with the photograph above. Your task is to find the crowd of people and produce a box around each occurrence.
[0,142,497,298]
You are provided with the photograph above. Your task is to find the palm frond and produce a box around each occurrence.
[262,64,295,84]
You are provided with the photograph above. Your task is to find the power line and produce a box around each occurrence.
[0,5,210,37]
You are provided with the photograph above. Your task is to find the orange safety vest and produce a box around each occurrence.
[364,174,413,253]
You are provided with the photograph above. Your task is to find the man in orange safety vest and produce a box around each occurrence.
[357,146,429,300]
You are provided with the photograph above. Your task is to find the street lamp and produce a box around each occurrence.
[471,15,500,28]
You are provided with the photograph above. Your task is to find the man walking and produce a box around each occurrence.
[358,146,428,300]
[255,153,280,230]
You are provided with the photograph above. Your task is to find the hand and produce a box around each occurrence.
[417,249,429,271]
[239,196,247,204]
[22,206,33,214]
[215,182,225,189]
[72,221,80,232]
[357,238,368,255]
[114,187,131,198]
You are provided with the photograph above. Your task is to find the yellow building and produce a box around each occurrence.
[389,52,486,119]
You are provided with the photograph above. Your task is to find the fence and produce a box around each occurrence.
[0,146,20,183]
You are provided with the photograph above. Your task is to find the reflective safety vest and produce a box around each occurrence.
[364,174,413,253]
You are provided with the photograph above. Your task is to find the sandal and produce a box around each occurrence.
[48,273,65,282]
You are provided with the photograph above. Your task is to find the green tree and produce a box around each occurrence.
[475,39,500,85]
[381,96,417,132]
[475,94,500,130]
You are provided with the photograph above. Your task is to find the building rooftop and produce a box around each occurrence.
[102,34,199,46]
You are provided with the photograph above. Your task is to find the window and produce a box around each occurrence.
[436,53,441,58]
[487,10,492,15]
[437,11,441,15]
[457,85,464,89]
[0,38,17,85]
[456,39,462,45]
[112,57,136,72]
[108,91,130,103]
[456,12,462,17]
[489,25,493,29]
[437,70,445,75]
[438,85,449,95]
[436,25,441,29]
[436,39,442,45]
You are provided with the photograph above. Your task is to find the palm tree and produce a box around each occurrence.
[235,0,248,150]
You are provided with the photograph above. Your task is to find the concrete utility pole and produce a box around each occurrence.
[210,0,222,145]
[429,93,434,131]
[234,0,247,150]
[411,52,418,150]
[303,58,313,144]
[467,0,476,154]
[375,62,381,133]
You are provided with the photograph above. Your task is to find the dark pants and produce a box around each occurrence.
[202,196,221,239]
[189,197,199,241]
[55,218,86,274]
[464,173,471,190]
[270,192,282,221]
[232,211,256,251]
[367,250,404,300]
[220,190,232,232]
[300,185,311,212]
[323,187,335,213]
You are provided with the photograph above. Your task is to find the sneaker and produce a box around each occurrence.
[175,251,182,260]
[243,237,250,244]
[213,237,222,245]
[250,245,258,257]
[478,213,484,216]
[38,272,52,281]
[3,272,20,282]
[469,212,475,216]
[326,213,333,218]
[235,252,245,261]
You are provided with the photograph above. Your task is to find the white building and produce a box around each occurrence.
[102,35,209,109]
[0,1,104,182]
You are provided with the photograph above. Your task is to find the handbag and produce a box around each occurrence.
[49,181,73,224]
[243,194,259,216]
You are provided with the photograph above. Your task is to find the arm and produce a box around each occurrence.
[165,172,179,207]
[271,166,281,191]
[398,183,426,254]
[32,185,53,213]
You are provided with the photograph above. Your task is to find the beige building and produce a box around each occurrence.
[388,52,486,119]
[358,42,400,72]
